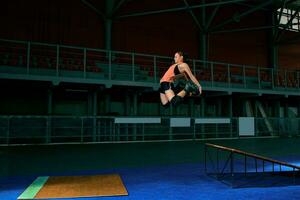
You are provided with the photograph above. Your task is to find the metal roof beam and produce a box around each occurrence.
[116,0,248,19]
[206,1,221,29]
[112,0,128,15]
[182,0,204,31]
[81,0,106,20]
[211,25,277,34]
[235,2,270,11]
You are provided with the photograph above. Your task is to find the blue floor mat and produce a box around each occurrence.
[1,160,300,200]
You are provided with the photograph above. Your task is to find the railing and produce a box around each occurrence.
[0,116,299,145]
[0,38,299,92]
[205,143,300,188]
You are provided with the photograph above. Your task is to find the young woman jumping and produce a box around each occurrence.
[159,51,202,107]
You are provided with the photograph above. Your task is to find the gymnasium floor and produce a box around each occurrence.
[1,137,300,200]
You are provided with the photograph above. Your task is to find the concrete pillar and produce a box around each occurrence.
[93,90,97,116]
[105,94,110,114]
[275,101,281,117]
[88,91,93,115]
[92,90,97,141]
[217,98,222,116]
[201,98,205,117]
[268,9,278,69]
[105,0,115,51]
[228,96,232,117]
[298,100,300,117]
[47,88,53,143]
[133,93,138,116]
[200,0,207,62]
[190,99,194,117]
[47,88,53,115]
[125,93,130,116]
[284,99,289,117]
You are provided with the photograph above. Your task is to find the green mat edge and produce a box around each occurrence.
[17,176,49,199]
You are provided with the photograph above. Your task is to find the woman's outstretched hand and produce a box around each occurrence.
[198,86,202,95]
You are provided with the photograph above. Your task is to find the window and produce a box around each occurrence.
[277,8,300,32]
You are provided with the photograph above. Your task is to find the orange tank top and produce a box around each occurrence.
[160,64,177,83]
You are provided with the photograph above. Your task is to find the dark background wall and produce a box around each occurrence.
[0,0,104,48]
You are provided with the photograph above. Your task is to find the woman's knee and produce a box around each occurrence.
[165,89,175,101]
[162,101,170,107]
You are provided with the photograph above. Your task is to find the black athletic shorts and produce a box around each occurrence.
[159,82,175,94]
